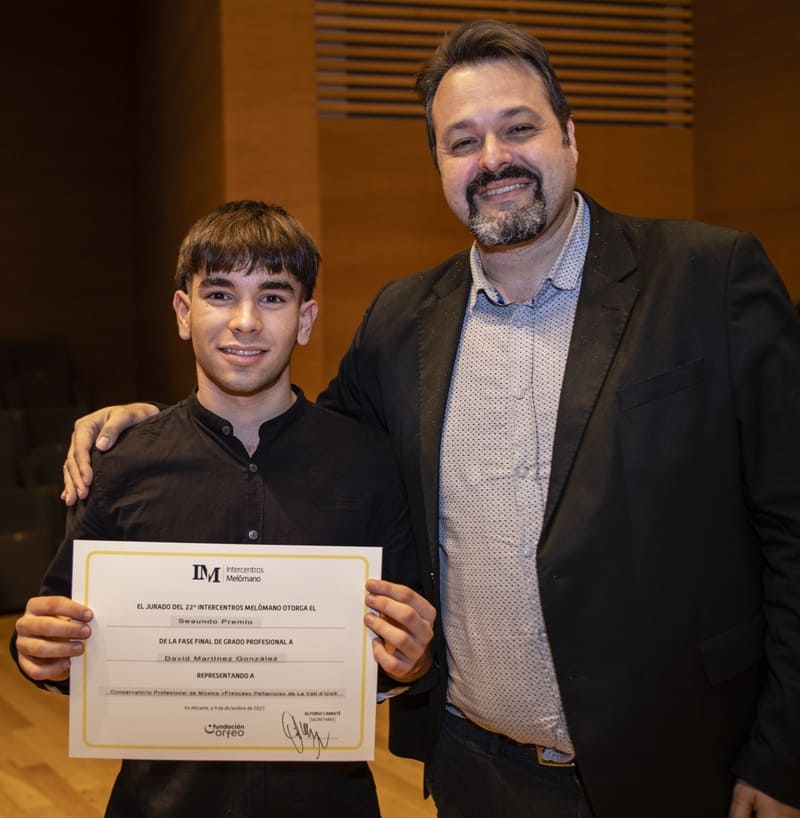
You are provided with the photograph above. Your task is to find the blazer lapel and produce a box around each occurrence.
[541,201,640,543]
[416,254,471,569]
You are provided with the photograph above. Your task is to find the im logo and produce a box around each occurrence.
[192,564,221,583]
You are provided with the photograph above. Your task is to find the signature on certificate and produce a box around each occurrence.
[281,711,331,759]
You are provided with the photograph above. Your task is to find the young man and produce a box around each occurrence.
[60,20,800,818]
[13,200,435,818]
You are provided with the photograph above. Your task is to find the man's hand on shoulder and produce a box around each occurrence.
[62,403,159,505]
[729,780,800,818]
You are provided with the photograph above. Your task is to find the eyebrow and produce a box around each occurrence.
[198,274,296,292]
[441,105,545,139]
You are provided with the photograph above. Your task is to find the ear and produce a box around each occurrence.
[296,299,319,347]
[567,118,578,163]
[173,290,192,341]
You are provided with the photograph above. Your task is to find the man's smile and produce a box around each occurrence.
[479,180,532,197]
[220,346,265,357]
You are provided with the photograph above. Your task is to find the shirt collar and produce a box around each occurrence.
[188,385,308,449]
[468,191,590,307]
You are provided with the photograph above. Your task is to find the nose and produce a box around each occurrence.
[229,299,261,333]
[479,133,512,173]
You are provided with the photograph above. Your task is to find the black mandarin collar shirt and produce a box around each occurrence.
[15,388,420,818]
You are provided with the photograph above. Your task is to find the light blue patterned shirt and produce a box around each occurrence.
[439,193,590,754]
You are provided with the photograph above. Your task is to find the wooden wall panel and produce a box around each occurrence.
[1,2,138,406]
[1,3,699,409]
[221,1,320,227]
[319,117,463,381]
[315,0,694,126]
[576,123,694,218]
[318,118,693,381]
[693,0,800,300]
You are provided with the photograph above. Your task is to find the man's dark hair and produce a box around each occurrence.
[175,200,320,300]
[414,19,572,166]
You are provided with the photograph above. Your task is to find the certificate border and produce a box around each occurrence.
[73,543,379,758]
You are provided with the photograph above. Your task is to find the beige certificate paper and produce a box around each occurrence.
[69,540,382,761]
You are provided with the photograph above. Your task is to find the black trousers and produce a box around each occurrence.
[105,759,381,818]
[426,712,595,818]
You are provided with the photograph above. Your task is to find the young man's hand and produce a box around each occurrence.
[364,579,436,684]
[15,596,94,683]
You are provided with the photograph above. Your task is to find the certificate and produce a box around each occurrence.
[69,540,382,761]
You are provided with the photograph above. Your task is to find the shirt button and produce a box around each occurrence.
[514,386,526,400]
[221,425,232,436]
[515,464,530,478]
[248,529,258,541]
[248,463,258,473]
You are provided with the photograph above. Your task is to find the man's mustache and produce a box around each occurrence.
[466,166,541,200]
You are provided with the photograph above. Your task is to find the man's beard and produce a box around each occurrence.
[466,166,546,246]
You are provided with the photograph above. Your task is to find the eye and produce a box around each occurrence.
[261,293,287,305]
[205,290,232,302]
[447,136,479,156]
[507,123,536,139]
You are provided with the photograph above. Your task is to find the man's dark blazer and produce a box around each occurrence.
[318,194,800,817]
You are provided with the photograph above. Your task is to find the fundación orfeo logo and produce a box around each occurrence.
[205,722,246,739]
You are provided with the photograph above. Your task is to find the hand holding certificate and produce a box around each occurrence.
[69,540,382,761]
